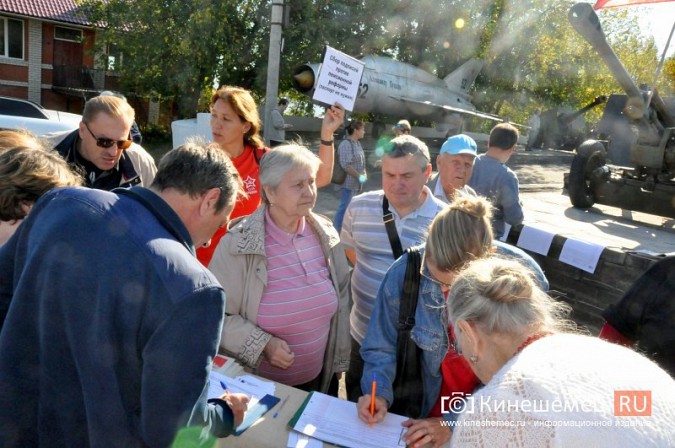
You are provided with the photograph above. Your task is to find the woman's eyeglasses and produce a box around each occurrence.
[84,123,132,150]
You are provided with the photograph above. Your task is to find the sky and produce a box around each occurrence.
[605,2,675,57]
[639,3,675,57]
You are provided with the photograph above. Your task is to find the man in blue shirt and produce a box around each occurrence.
[468,123,524,239]
[0,143,248,447]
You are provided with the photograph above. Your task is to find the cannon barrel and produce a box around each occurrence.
[569,3,674,126]
[559,95,607,126]
[569,4,643,112]
[292,64,320,93]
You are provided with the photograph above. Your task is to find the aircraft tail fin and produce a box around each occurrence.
[443,59,484,96]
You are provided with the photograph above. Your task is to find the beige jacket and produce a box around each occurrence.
[124,143,157,187]
[208,205,352,393]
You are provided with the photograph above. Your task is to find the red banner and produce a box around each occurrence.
[595,0,675,9]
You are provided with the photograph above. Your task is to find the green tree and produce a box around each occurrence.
[79,0,666,124]
[79,0,270,118]
[466,1,662,127]
[662,56,675,96]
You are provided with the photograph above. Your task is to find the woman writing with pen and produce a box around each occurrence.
[356,197,493,447]
[356,196,548,447]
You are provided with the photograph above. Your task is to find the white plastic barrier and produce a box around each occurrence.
[170,113,213,149]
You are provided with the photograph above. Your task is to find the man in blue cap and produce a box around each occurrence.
[427,134,478,204]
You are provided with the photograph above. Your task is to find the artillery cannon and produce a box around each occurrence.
[539,95,607,150]
[566,3,675,218]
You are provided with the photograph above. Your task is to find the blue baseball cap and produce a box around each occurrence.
[440,134,477,157]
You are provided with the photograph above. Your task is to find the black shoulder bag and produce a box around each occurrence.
[388,247,424,418]
[382,196,403,260]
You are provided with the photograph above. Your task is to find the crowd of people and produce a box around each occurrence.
[0,90,673,447]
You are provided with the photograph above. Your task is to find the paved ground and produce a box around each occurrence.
[310,134,675,256]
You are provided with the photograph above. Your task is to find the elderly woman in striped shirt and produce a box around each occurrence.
[209,144,351,393]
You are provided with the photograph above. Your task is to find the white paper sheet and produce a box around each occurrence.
[499,223,512,242]
[312,46,365,112]
[288,430,324,448]
[211,354,240,376]
[516,225,555,256]
[208,371,276,408]
[292,392,407,448]
[559,238,605,274]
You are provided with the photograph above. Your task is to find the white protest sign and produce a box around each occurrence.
[312,46,364,112]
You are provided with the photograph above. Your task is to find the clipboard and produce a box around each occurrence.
[288,391,408,448]
[234,393,280,436]
[288,391,313,429]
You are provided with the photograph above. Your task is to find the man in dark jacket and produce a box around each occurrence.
[0,142,247,447]
[49,95,157,190]
[599,256,675,377]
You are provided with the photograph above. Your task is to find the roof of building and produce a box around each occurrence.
[0,0,90,26]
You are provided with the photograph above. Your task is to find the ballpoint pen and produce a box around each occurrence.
[273,395,290,418]
[369,373,377,427]
[220,380,228,391]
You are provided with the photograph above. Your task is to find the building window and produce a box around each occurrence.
[107,44,123,71]
[54,26,82,42]
[0,17,24,59]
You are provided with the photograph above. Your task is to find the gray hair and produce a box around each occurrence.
[382,135,430,171]
[152,141,244,212]
[259,144,321,203]
[448,257,574,343]
[425,195,493,272]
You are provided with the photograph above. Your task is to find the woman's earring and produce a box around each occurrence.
[469,355,478,364]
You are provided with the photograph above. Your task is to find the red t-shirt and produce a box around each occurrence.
[197,145,266,266]
[428,326,481,418]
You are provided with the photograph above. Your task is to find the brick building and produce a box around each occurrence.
[0,0,161,124]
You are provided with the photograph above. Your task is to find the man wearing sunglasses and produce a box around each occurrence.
[50,95,157,191]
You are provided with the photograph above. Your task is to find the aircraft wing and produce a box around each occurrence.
[392,95,529,129]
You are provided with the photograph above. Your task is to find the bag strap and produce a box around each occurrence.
[398,247,421,331]
[382,196,403,260]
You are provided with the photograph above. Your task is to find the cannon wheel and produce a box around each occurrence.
[569,141,607,208]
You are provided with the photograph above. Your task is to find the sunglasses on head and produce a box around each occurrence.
[84,122,132,150]
[383,141,430,161]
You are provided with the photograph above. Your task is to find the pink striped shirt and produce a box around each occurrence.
[257,211,338,385]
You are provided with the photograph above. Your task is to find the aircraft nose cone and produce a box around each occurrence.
[293,68,315,92]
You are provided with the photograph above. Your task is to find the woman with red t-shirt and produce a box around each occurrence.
[197,86,344,266]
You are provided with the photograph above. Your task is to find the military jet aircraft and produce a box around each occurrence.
[293,55,507,133]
